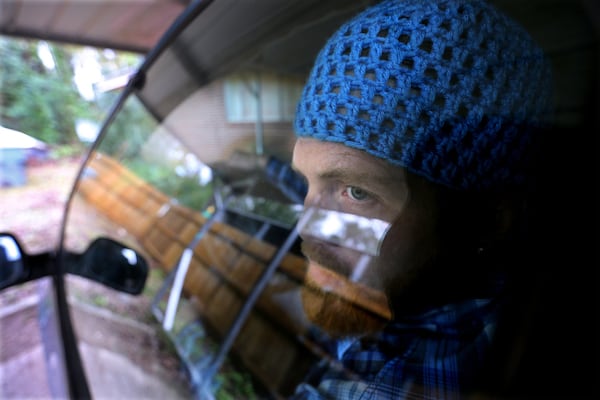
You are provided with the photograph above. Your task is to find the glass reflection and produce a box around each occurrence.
[0,236,22,262]
[120,248,138,266]
[297,207,391,257]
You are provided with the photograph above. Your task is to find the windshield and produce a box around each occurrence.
[58,0,597,399]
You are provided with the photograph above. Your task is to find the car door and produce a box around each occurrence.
[59,1,378,398]
[3,0,594,399]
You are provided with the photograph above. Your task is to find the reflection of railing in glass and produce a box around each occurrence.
[226,194,302,229]
[297,207,391,257]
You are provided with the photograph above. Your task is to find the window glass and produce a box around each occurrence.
[63,73,310,397]
[59,0,597,398]
[224,72,304,123]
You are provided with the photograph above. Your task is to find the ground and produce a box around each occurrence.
[0,158,193,399]
[0,157,79,254]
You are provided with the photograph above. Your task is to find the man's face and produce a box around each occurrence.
[292,138,442,337]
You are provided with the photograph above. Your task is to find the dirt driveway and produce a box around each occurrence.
[0,158,193,399]
[0,157,80,312]
[0,157,81,254]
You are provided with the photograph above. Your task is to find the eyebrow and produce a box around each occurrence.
[291,150,408,189]
[318,166,402,187]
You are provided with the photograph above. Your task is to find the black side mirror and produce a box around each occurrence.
[0,234,148,295]
[70,237,149,295]
[0,233,25,290]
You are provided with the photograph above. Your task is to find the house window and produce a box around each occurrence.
[224,72,304,123]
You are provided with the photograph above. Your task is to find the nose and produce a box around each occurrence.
[302,188,333,211]
[302,188,317,208]
[297,189,331,243]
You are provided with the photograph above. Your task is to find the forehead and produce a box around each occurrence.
[292,138,407,185]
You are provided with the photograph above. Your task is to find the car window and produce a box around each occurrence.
[58,0,598,399]
[63,70,315,397]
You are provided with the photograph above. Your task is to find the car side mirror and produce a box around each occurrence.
[70,237,149,295]
[0,233,25,290]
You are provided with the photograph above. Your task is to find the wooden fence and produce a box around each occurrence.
[76,152,318,396]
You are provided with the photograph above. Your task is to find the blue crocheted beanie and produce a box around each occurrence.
[294,0,553,190]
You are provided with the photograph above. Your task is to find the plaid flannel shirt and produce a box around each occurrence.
[291,295,504,400]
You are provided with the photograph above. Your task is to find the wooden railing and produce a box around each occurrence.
[77,152,316,396]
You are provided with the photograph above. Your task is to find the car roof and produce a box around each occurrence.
[0,0,190,53]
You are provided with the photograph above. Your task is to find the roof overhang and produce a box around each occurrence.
[0,0,190,53]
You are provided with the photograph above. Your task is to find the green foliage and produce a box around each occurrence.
[98,95,215,211]
[126,159,214,211]
[92,294,108,307]
[214,369,260,400]
[228,195,300,227]
[0,38,86,144]
[142,267,166,298]
[174,322,261,400]
[153,173,213,211]
[50,144,86,159]
[0,36,142,148]
[97,94,156,159]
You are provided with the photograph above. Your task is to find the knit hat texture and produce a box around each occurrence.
[294,0,553,190]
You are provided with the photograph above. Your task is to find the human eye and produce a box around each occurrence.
[343,186,370,201]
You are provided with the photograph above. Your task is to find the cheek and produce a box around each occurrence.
[372,210,441,294]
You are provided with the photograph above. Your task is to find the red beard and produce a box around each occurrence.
[300,261,392,338]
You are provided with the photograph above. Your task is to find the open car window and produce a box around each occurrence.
[64,58,319,399]
[61,1,383,397]
[59,0,597,399]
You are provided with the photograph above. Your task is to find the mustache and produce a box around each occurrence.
[300,239,354,277]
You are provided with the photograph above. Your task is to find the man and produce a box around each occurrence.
[289,0,553,398]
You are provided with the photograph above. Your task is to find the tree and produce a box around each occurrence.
[1,38,79,144]
[0,37,142,146]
